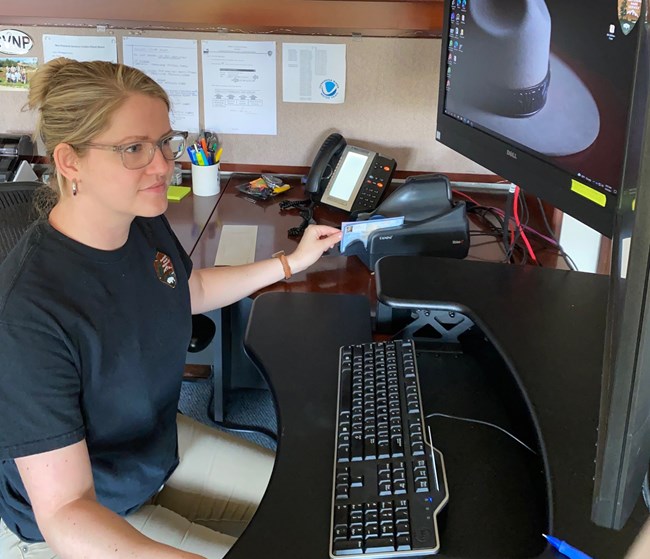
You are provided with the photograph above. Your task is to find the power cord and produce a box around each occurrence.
[426,412,538,455]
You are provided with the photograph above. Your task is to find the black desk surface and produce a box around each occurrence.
[239,292,373,558]
[236,258,648,559]
[375,256,648,558]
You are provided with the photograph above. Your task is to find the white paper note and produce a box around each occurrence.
[123,36,199,132]
[202,40,277,135]
[282,43,346,103]
[43,35,117,63]
[214,225,258,266]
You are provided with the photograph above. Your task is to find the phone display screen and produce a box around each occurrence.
[328,151,369,200]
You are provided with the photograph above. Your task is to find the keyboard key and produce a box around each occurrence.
[334,525,348,540]
[333,540,364,555]
[365,537,395,553]
[396,535,412,551]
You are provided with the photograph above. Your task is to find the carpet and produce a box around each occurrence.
[178,380,277,451]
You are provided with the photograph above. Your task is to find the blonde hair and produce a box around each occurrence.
[27,57,170,214]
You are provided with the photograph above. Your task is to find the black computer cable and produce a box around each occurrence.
[536,198,578,271]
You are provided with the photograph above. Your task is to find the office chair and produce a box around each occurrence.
[188,314,216,353]
[0,181,41,262]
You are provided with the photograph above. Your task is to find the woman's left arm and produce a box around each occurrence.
[188,224,342,314]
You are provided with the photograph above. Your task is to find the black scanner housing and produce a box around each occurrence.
[0,134,34,183]
[342,174,469,270]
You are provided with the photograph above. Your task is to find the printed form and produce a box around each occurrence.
[123,36,200,133]
[282,43,346,104]
[43,35,117,63]
[202,40,277,135]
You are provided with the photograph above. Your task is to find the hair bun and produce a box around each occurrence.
[27,57,75,109]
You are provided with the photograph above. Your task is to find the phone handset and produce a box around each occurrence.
[304,133,347,199]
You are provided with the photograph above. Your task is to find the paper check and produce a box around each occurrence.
[340,216,405,252]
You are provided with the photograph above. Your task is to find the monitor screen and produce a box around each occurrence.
[437,0,641,237]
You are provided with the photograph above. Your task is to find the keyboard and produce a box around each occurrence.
[330,340,449,558]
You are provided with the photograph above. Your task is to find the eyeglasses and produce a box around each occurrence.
[75,131,188,170]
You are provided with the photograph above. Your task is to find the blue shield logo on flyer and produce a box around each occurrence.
[320,79,339,99]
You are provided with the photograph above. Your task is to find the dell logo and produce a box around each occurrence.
[506,149,518,160]
[379,235,393,241]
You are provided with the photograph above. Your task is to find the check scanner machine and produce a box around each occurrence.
[0,134,36,183]
[341,174,470,270]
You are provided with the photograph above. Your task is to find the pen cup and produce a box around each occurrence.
[191,163,220,197]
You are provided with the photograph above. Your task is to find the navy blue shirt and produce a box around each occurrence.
[0,215,192,542]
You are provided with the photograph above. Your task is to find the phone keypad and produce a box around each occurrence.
[351,156,396,213]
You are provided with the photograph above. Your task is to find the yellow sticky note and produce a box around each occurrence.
[167,186,191,201]
[570,179,606,207]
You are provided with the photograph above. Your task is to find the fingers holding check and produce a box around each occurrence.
[286,224,342,274]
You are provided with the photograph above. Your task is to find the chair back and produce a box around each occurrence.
[0,181,41,263]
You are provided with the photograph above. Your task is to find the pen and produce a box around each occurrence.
[214,146,223,164]
[543,534,593,559]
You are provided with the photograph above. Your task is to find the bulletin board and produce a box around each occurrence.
[1,26,491,176]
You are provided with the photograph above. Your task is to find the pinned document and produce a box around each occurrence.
[282,43,346,104]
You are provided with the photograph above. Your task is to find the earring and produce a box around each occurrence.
[72,180,78,197]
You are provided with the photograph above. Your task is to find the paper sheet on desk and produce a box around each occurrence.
[214,225,258,266]
[340,217,405,252]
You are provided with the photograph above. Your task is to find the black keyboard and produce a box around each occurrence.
[330,340,449,558]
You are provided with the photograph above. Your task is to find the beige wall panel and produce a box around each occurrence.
[0,26,490,175]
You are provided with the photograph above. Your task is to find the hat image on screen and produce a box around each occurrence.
[446,0,600,157]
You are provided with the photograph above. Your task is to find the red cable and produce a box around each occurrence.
[513,186,537,263]
[455,187,540,263]
[452,189,480,206]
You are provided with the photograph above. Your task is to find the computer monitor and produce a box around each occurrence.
[437,0,641,238]
[435,0,650,530]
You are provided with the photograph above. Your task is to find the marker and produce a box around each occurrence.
[200,137,209,155]
[198,147,210,165]
[214,146,223,164]
[186,146,198,165]
[543,534,593,559]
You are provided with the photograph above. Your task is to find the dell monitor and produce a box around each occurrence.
[436,0,650,531]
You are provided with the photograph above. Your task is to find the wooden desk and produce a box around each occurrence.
[189,173,375,294]
[164,189,223,258]
[191,173,565,296]
[171,172,572,420]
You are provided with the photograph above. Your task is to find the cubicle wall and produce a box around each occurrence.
[1,26,490,176]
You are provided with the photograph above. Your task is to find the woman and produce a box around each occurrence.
[0,58,342,559]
